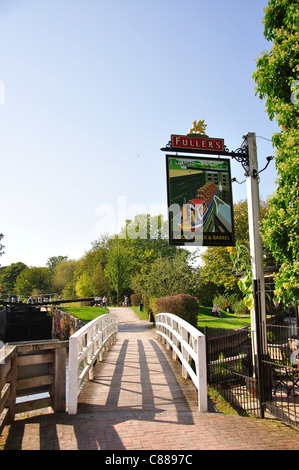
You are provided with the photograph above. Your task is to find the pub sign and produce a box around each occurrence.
[166,155,235,247]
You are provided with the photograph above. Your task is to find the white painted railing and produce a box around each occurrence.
[68,313,118,414]
[155,313,208,412]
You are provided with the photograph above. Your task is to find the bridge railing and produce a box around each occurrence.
[0,340,68,435]
[68,313,118,414]
[155,313,208,412]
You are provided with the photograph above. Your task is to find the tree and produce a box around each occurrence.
[73,235,110,298]
[51,259,77,295]
[105,243,133,304]
[199,200,273,299]
[75,263,109,298]
[14,267,51,297]
[118,214,178,269]
[0,262,27,294]
[131,250,197,301]
[46,255,68,276]
[200,246,238,295]
[253,0,299,304]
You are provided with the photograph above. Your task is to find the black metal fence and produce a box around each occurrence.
[263,323,299,427]
[203,325,264,418]
[203,321,299,427]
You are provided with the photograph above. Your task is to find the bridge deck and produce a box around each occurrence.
[2,308,299,450]
[77,307,199,417]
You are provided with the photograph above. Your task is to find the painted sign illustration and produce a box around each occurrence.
[166,155,235,246]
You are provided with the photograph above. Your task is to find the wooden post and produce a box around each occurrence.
[246,132,270,413]
[68,335,79,415]
[197,334,208,412]
[53,347,66,412]
[5,349,17,423]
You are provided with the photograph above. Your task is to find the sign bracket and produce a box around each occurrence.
[161,135,250,176]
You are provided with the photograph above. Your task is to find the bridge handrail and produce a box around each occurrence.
[155,312,208,412]
[68,313,118,414]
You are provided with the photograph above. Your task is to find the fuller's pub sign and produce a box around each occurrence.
[161,120,235,247]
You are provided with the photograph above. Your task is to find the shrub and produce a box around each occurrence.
[130,293,142,306]
[212,294,232,312]
[231,298,249,316]
[155,294,199,328]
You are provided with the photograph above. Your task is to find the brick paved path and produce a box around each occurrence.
[1,307,299,451]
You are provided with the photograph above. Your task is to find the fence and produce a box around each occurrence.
[68,313,118,414]
[263,323,299,427]
[155,313,208,412]
[203,326,263,417]
[204,321,299,426]
[0,340,68,435]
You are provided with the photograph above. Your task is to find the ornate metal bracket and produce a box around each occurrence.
[224,135,250,177]
[161,135,250,176]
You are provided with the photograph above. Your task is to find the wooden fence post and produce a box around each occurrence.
[52,346,66,412]
[197,334,208,413]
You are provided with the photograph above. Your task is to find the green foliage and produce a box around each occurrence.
[105,242,133,303]
[212,294,230,311]
[131,249,200,313]
[200,246,238,294]
[199,200,271,302]
[0,262,27,294]
[14,266,51,297]
[155,294,199,328]
[253,0,299,304]
[73,235,110,298]
[230,298,249,316]
[46,255,68,275]
[229,242,254,310]
[253,0,298,128]
[130,293,142,306]
[51,259,77,294]
[212,293,249,315]
[132,250,196,298]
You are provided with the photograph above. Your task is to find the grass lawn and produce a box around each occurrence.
[130,306,150,321]
[58,306,109,323]
[58,304,251,330]
[197,305,251,329]
[131,304,252,330]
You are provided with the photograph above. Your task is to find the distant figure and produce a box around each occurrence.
[102,296,108,307]
[212,305,221,317]
[93,296,102,307]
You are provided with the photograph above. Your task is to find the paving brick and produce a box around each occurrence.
[1,307,299,451]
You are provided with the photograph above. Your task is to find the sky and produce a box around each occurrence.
[0,0,279,268]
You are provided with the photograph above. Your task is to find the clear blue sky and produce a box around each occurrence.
[0,0,279,268]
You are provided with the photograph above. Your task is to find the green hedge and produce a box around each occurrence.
[154,294,199,328]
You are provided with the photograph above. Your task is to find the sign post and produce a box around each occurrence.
[246,132,269,413]
[162,124,273,414]
[246,132,267,354]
